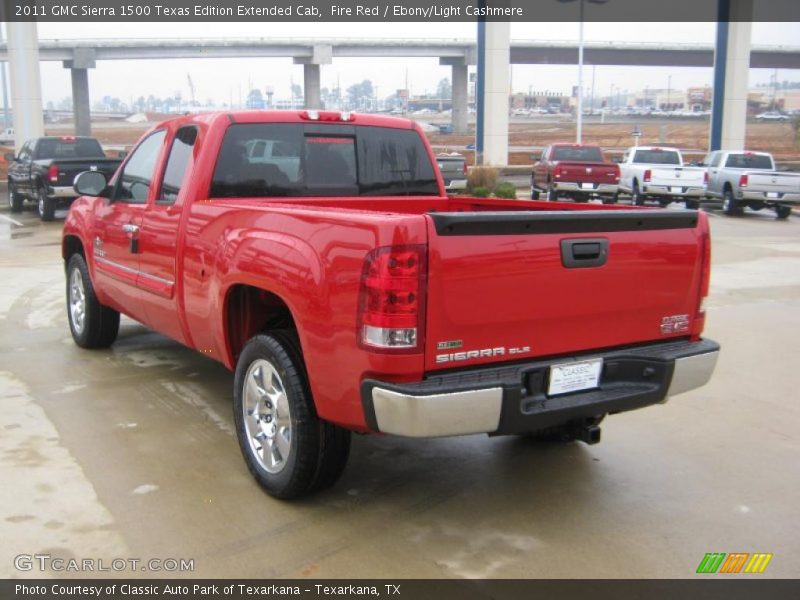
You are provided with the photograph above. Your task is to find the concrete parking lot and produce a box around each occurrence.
[1,198,799,579]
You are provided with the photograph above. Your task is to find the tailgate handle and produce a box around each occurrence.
[561,238,608,268]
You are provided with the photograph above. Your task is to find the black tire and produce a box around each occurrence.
[631,182,644,206]
[530,182,539,200]
[602,195,618,205]
[659,198,671,208]
[233,331,350,499]
[8,182,23,213]
[775,205,792,220]
[37,186,56,221]
[685,200,700,210]
[723,188,743,216]
[66,254,120,349]
[546,185,556,201]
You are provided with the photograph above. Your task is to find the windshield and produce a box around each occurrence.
[551,146,603,162]
[211,123,439,198]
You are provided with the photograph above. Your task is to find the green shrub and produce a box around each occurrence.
[471,186,491,198]
[467,167,498,192]
[493,181,517,199]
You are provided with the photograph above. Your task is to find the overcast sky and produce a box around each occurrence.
[27,21,800,106]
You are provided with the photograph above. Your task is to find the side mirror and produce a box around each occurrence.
[4,152,16,162]
[74,171,109,197]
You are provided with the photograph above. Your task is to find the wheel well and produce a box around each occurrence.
[63,235,84,263]
[225,285,297,363]
[723,182,733,193]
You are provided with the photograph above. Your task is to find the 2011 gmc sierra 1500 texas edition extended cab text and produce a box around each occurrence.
[63,111,720,499]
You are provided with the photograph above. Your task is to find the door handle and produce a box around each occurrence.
[122,223,140,236]
[561,238,609,268]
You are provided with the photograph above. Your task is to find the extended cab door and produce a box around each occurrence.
[8,140,33,196]
[93,129,167,321]
[705,151,723,196]
[136,125,199,343]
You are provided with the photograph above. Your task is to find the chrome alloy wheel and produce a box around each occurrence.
[242,359,292,474]
[69,267,86,335]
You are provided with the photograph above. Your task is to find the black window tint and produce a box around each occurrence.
[35,138,104,159]
[551,146,604,162]
[357,127,437,196]
[210,123,438,198]
[159,127,196,204]
[115,130,166,203]
[725,153,772,170]
[632,149,681,165]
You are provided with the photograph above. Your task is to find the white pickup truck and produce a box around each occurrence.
[703,150,799,219]
[618,146,706,209]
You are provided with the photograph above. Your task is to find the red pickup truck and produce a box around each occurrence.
[531,143,620,203]
[63,111,719,499]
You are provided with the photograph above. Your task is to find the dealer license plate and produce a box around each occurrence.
[767,192,779,199]
[670,186,682,193]
[548,358,603,396]
[581,183,594,190]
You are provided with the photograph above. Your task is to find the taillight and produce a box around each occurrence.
[703,171,709,185]
[463,161,468,176]
[357,245,427,352]
[739,174,748,188]
[691,225,711,340]
[614,164,621,182]
[48,164,59,182]
[554,164,563,179]
[643,169,652,183]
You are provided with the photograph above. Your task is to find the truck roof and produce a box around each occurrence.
[153,110,419,131]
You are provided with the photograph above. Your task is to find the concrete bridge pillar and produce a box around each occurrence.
[6,22,44,151]
[63,48,96,136]
[710,0,752,151]
[481,22,510,166]
[440,55,473,135]
[294,45,332,109]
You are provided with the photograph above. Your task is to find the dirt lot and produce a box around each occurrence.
[1,118,797,177]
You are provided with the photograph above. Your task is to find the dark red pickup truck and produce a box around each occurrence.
[531,143,620,203]
[63,111,719,499]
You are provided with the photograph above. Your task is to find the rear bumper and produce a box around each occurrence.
[444,178,468,191]
[643,185,706,198]
[740,191,800,204]
[48,186,78,199]
[554,182,618,195]
[361,338,719,438]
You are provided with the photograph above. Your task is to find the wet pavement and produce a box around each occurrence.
[1,198,799,579]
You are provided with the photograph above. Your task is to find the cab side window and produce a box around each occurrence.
[158,127,197,205]
[114,130,167,203]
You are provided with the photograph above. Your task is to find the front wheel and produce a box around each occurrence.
[775,205,792,220]
[234,332,351,499]
[8,183,23,213]
[37,187,56,221]
[631,182,644,206]
[66,254,120,348]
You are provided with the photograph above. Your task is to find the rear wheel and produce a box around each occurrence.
[530,179,539,199]
[234,331,351,499]
[631,182,644,206]
[66,254,120,349]
[601,195,617,205]
[685,200,700,210]
[546,185,557,201]
[37,186,56,221]
[8,183,23,213]
[659,198,671,208]
[723,188,743,216]
[775,205,792,220]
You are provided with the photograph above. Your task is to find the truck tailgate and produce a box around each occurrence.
[556,161,618,183]
[424,210,705,372]
[48,159,121,187]
[745,171,800,194]
[649,166,705,187]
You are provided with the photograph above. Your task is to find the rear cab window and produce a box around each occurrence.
[35,137,105,160]
[724,153,773,170]
[632,149,681,165]
[551,146,603,162]
[210,123,438,198]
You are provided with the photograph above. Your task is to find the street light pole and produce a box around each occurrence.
[576,0,584,143]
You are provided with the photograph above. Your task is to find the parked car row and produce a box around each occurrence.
[528,143,798,219]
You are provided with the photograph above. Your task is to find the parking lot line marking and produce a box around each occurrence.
[0,214,24,227]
